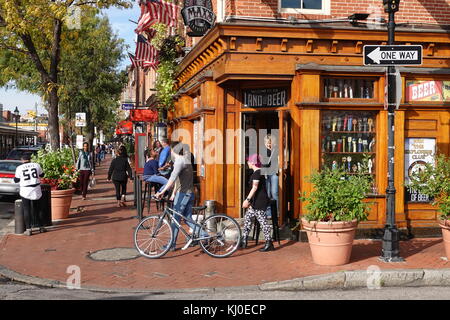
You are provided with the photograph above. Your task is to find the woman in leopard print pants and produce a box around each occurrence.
[241,154,274,252]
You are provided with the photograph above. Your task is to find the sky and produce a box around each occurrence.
[0,3,141,116]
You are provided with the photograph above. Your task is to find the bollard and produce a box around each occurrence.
[136,175,143,221]
[14,199,25,234]
[205,200,216,232]
[40,184,52,227]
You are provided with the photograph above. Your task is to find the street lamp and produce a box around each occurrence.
[381,0,404,262]
[13,107,20,147]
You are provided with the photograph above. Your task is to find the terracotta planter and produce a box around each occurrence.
[302,218,358,266]
[51,188,75,220]
[439,219,450,260]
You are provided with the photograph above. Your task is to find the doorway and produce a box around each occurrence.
[241,111,292,225]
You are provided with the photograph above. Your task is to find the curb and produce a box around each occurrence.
[2,264,450,293]
[258,268,450,291]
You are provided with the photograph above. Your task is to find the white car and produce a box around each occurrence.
[0,160,22,196]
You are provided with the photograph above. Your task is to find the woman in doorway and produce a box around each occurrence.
[241,154,274,252]
[107,145,133,207]
[76,142,94,200]
[153,140,163,158]
[263,134,278,218]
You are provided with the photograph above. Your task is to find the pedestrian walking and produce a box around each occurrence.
[240,154,274,252]
[107,145,133,207]
[155,142,208,251]
[76,142,94,200]
[101,144,106,160]
[95,144,101,165]
[14,154,46,236]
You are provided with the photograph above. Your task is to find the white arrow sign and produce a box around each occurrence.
[364,45,422,66]
[368,47,419,64]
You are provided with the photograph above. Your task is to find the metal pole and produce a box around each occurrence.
[381,9,403,262]
[15,117,18,147]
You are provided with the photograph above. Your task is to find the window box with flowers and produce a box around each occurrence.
[32,148,79,220]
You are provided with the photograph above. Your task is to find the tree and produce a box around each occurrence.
[57,11,127,151]
[0,0,130,150]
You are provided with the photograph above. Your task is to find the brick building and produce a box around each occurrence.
[131,0,450,237]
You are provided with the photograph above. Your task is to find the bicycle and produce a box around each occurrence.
[134,197,242,258]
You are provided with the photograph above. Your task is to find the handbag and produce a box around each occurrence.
[88,175,96,189]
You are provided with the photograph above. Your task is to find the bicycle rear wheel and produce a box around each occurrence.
[199,214,241,258]
[134,215,173,258]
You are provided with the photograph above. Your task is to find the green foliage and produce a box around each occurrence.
[300,167,372,222]
[32,148,79,190]
[123,140,134,155]
[153,34,185,118]
[408,154,450,219]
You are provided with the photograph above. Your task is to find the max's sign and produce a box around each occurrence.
[181,0,216,36]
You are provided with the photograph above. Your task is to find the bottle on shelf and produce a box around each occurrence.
[328,79,334,98]
[349,80,354,98]
[337,139,342,152]
[336,116,342,131]
[338,79,344,98]
[342,136,346,152]
[358,138,363,152]
[324,79,329,97]
[347,156,352,172]
[363,117,368,131]
[347,115,353,131]
[357,118,363,131]
[368,118,374,132]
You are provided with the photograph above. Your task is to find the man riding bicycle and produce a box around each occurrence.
[155,141,207,251]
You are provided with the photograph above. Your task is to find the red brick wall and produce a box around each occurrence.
[224,0,450,25]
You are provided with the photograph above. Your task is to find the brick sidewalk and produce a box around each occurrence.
[0,155,449,291]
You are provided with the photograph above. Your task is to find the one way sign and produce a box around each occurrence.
[364,45,422,66]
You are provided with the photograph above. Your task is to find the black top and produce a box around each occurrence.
[108,156,133,181]
[248,169,270,211]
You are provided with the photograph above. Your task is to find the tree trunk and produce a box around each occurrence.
[47,86,60,150]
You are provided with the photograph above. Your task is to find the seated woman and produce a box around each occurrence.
[143,149,168,192]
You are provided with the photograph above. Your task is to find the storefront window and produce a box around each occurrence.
[321,110,377,190]
[323,78,376,99]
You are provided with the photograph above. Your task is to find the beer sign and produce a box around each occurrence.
[243,88,288,108]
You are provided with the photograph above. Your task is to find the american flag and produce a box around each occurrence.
[135,0,179,33]
[135,35,159,69]
[128,52,139,69]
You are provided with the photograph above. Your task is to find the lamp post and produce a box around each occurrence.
[13,107,20,148]
[381,0,404,262]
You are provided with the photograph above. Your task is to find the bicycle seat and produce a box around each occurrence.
[192,206,207,211]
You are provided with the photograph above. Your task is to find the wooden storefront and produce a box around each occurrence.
[170,21,450,236]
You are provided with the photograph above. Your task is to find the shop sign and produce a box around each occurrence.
[404,138,435,203]
[181,0,216,36]
[75,112,86,127]
[76,135,84,149]
[243,88,288,108]
[406,80,443,102]
[116,121,133,135]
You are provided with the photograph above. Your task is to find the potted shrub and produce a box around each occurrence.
[408,154,450,259]
[32,148,79,220]
[300,166,372,266]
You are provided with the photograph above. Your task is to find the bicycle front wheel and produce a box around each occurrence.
[200,214,241,258]
[134,215,173,259]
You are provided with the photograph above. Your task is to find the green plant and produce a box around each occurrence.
[408,153,450,219]
[300,167,372,222]
[31,148,79,190]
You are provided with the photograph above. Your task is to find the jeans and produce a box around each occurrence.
[113,180,127,200]
[79,170,91,198]
[265,174,278,218]
[170,192,208,248]
[143,175,168,193]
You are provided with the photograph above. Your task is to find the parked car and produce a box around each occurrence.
[5,147,40,160]
[0,160,22,196]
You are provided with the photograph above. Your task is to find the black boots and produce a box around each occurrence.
[239,236,248,249]
[259,240,275,252]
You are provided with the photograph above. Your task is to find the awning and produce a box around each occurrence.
[116,121,134,135]
[129,109,158,122]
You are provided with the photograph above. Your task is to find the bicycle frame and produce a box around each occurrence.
[152,205,211,242]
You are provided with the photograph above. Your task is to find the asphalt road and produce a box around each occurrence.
[1,275,450,300]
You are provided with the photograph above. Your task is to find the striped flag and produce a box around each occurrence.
[135,35,159,69]
[128,52,139,69]
[135,0,179,33]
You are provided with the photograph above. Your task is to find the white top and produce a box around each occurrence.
[15,162,44,200]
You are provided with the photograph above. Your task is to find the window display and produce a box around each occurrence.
[323,78,375,99]
[321,111,377,188]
